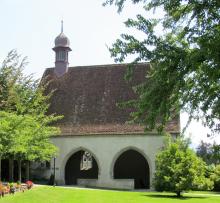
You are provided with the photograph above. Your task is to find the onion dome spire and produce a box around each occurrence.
[52,21,72,77]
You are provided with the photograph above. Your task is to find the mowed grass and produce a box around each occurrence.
[0,186,220,203]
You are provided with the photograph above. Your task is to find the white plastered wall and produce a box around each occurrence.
[50,134,164,189]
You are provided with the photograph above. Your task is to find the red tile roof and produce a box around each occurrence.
[42,63,180,135]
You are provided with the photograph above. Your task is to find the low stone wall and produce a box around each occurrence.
[77,179,134,190]
[108,179,134,190]
[77,179,98,187]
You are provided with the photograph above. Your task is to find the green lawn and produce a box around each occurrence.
[0,186,220,203]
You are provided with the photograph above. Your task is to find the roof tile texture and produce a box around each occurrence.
[42,63,180,135]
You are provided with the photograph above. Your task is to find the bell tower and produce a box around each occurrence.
[53,21,72,77]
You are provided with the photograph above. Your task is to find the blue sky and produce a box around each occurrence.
[0,0,219,146]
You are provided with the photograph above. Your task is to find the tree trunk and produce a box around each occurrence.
[0,155,1,182]
[25,161,30,181]
[9,158,14,182]
[18,159,22,183]
[176,191,181,198]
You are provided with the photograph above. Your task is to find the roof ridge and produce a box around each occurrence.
[45,62,149,71]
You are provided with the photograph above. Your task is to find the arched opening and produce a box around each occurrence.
[113,149,150,189]
[65,150,98,185]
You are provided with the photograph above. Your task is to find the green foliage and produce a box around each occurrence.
[0,111,59,162]
[0,50,61,163]
[197,141,220,165]
[210,164,220,191]
[154,137,213,196]
[103,0,220,132]
[205,164,215,178]
[0,111,23,156]
[0,50,51,116]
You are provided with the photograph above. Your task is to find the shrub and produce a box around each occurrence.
[26,180,33,189]
[9,183,15,194]
[211,164,220,191]
[154,137,213,197]
[0,182,4,197]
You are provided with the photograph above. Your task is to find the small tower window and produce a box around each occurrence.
[56,50,66,61]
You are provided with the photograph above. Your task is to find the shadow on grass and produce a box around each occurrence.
[142,194,208,200]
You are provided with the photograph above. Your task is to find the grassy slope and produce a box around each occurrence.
[0,186,220,203]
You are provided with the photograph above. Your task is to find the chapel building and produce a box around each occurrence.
[39,26,180,190]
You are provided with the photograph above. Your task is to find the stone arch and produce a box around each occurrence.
[63,147,100,185]
[61,147,100,175]
[111,146,151,189]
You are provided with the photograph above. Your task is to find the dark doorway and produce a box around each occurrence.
[113,149,150,189]
[65,150,98,185]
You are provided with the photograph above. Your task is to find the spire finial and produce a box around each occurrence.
[61,20,63,33]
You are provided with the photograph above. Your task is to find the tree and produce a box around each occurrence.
[197,141,220,165]
[103,0,220,132]
[0,111,21,181]
[1,112,59,182]
[211,164,220,191]
[0,50,61,182]
[0,111,35,182]
[154,136,213,197]
[212,143,220,165]
[0,50,27,112]
[196,141,212,164]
